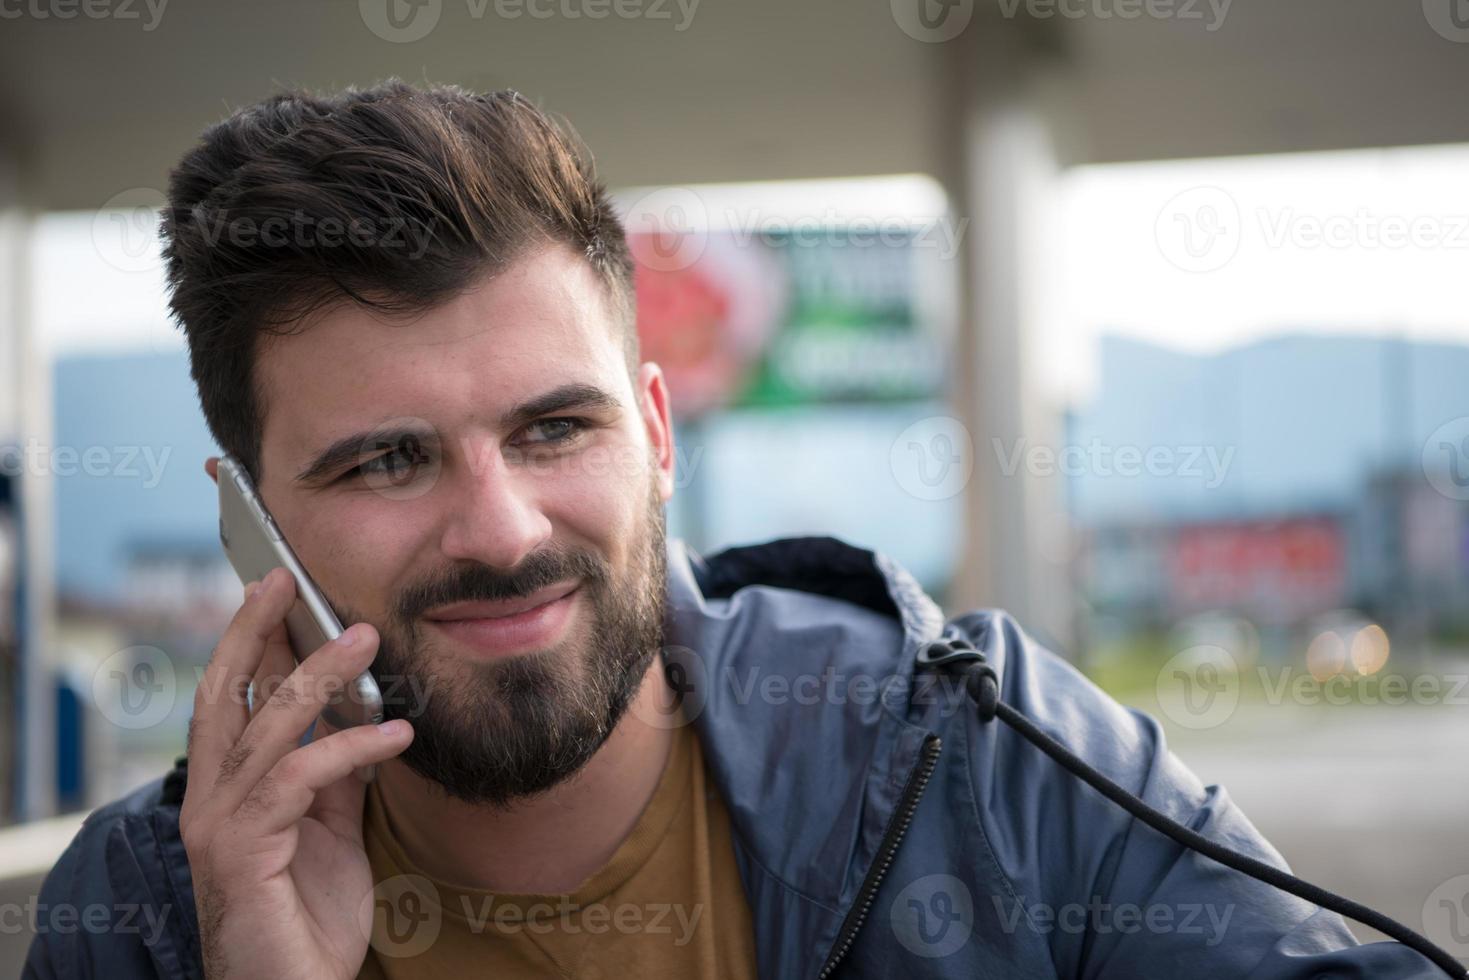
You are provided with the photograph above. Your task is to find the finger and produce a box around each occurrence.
[187,567,298,795]
[306,714,373,841]
[250,617,297,717]
[200,623,380,822]
[230,719,413,838]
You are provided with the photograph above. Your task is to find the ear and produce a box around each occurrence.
[205,456,219,486]
[635,362,676,502]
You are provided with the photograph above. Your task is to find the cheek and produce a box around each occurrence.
[538,448,648,556]
[294,498,431,613]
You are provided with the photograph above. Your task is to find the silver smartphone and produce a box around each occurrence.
[216,454,384,731]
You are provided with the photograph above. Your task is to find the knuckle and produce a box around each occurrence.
[215,740,253,787]
[268,679,309,712]
[238,776,281,819]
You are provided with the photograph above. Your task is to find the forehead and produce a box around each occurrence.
[254,246,628,473]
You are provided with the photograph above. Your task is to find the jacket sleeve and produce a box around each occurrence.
[958,611,1450,979]
[22,782,196,980]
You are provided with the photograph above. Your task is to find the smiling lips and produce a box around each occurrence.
[423,581,581,658]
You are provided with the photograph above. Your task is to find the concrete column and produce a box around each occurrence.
[0,144,56,820]
[933,13,1076,654]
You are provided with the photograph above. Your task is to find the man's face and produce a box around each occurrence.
[251,244,676,808]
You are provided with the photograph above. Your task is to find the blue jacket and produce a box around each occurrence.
[24,535,1445,978]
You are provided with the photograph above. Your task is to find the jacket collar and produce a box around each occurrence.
[662,535,948,976]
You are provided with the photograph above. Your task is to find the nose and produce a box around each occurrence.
[438,438,553,570]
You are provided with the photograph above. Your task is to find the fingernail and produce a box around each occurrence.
[251,568,280,598]
[336,624,362,646]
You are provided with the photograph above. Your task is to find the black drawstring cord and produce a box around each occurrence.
[917,635,1468,980]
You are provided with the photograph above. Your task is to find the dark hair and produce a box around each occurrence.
[161,79,637,485]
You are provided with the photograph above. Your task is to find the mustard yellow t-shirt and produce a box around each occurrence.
[356,720,759,979]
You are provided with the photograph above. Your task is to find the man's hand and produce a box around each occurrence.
[179,566,414,980]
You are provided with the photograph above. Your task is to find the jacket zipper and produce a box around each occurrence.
[816,733,943,979]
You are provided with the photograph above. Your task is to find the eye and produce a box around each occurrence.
[344,437,431,483]
[520,417,589,446]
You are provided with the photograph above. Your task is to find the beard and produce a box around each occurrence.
[352,479,668,809]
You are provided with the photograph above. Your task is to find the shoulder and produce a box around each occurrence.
[24,761,199,980]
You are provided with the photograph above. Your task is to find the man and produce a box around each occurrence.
[23,80,1448,978]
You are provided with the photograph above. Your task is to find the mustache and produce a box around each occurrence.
[394,548,610,622]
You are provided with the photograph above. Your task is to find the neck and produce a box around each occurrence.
[373,656,675,895]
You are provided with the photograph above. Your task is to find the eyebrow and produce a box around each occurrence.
[293,382,625,485]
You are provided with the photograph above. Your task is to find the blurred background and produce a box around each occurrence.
[1,0,1468,970]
